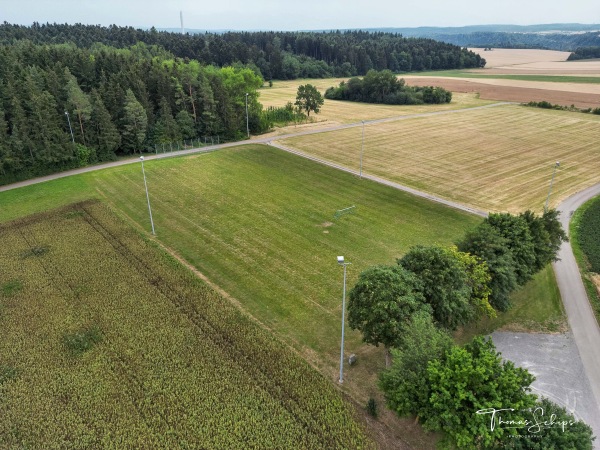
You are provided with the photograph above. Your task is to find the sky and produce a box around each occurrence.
[3,0,599,31]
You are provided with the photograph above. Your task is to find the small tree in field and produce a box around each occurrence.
[295,84,324,117]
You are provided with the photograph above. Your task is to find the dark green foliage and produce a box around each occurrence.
[325,70,452,105]
[424,337,537,449]
[262,102,305,125]
[379,311,453,417]
[509,397,595,450]
[366,398,378,418]
[20,245,50,258]
[457,223,518,311]
[348,265,429,353]
[398,245,474,329]
[1,279,23,296]
[0,365,18,385]
[568,46,600,60]
[295,84,324,117]
[486,213,537,286]
[62,325,103,356]
[579,198,600,273]
[520,209,568,272]
[0,41,265,183]
[0,23,485,78]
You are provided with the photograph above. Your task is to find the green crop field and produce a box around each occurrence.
[0,201,373,449]
[279,104,600,213]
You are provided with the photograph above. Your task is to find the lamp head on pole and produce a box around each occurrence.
[337,256,344,265]
[555,161,560,167]
[140,156,144,161]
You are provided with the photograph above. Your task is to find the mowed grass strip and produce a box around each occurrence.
[0,201,374,449]
[280,104,600,213]
[258,78,494,126]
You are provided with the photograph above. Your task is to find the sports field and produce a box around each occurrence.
[0,201,373,449]
[279,104,600,213]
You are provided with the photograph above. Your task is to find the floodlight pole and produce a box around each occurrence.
[140,156,156,235]
[337,256,351,383]
[64,111,75,144]
[359,120,365,179]
[544,161,560,213]
[245,93,250,138]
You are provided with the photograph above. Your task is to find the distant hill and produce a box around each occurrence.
[159,24,600,52]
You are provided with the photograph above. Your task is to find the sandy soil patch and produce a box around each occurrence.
[404,77,600,108]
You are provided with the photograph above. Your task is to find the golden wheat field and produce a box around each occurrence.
[278,104,600,214]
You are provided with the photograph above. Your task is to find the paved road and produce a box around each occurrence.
[552,184,600,441]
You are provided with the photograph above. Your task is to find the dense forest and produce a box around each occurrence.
[0,41,267,184]
[568,46,600,60]
[325,70,452,104]
[0,22,487,184]
[0,23,486,79]
[422,31,600,51]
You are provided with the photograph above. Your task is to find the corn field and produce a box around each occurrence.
[0,201,373,449]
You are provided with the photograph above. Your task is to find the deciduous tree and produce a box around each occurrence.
[347,265,428,367]
[398,245,474,329]
[294,84,324,117]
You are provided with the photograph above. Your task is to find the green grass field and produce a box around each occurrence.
[279,104,600,213]
[0,201,373,448]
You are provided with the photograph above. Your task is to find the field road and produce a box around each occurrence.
[2,101,600,440]
[553,184,600,441]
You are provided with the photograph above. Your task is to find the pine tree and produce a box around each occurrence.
[90,89,120,161]
[122,89,148,154]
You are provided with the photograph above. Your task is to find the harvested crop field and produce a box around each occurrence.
[468,48,571,69]
[279,104,600,214]
[404,76,600,108]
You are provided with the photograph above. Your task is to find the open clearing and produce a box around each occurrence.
[0,201,372,449]
[279,104,600,214]
[468,48,571,69]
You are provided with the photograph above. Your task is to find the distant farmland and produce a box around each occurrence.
[279,104,600,213]
[0,201,373,449]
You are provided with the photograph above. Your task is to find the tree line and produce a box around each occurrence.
[0,41,267,184]
[0,23,486,80]
[325,69,452,105]
[568,46,600,60]
[346,210,595,448]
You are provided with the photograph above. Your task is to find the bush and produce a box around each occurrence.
[63,325,103,356]
[579,198,600,272]
[366,398,378,418]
